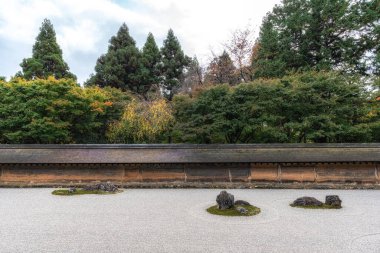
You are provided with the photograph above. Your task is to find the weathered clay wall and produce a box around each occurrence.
[0,162,378,187]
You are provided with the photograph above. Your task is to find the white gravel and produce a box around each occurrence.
[0,188,379,253]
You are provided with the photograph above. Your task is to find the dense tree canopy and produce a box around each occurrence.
[19,19,76,80]
[252,0,380,78]
[0,78,131,144]
[1,4,379,144]
[173,71,377,143]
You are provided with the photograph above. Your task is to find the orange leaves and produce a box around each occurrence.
[90,101,114,113]
[104,101,113,107]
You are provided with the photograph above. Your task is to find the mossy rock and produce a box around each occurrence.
[52,189,122,196]
[290,203,342,209]
[206,205,261,216]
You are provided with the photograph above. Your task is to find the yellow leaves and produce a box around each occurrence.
[90,101,114,114]
[124,99,173,141]
[108,99,174,143]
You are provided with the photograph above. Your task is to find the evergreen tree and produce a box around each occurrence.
[251,17,286,78]
[160,29,188,101]
[253,0,379,78]
[138,33,161,99]
[20,19,76,80]
[86,23,140,93]
[373,16,380,76]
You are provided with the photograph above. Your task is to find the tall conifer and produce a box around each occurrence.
[20,19,76,80]
[160,29,188,100]
[138,33,161,98]
[86,23,140,92]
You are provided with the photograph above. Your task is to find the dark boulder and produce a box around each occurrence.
[216,191,234,210]
[234,200,251,206]
[292,196,323,206]
[325,195,342,207]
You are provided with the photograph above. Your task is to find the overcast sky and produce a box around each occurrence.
[0,0,281,83]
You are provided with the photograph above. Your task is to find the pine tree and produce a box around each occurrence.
[160,29,189,101]
[20,19,76,80]
[86,23,140,92]
[252,0,379,78]
[138,33,161,99]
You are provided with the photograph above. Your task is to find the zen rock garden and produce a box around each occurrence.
[206,191,342,217]
[291,195,342,209]
[206,190,261,216]
[52,182,121,195]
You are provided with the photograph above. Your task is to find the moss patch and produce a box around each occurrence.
[290,204,342,209]
[206,205,261,216]
[52,189,121,196]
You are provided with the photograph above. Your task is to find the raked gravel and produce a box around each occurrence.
[0,188,379,253]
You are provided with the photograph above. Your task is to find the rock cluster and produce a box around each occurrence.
[215,191,253,214]
[292,195,342,208]
[216,191,235,210]
[83,182,118,192]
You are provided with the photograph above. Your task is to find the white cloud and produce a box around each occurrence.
[0,0,281,83]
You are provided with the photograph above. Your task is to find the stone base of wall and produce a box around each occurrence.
[0,162,378,188]
[1,181,380,190]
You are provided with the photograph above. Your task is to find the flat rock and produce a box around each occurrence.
[292,196,323,206]
[234,200,251,206]
[216,191,234,210]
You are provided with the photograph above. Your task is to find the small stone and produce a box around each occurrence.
[325,195,342,207]
[234,200,251,206]
[292,196,323,206]
[236,206,248,214]
[216,191,234,210]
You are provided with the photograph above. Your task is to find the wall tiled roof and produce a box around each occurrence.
[0,144,379,164]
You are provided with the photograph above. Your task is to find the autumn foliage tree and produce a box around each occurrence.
[107,99,173,143]
[0,78,130,143]
[224,26,254,82]
[205,51,236,85]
